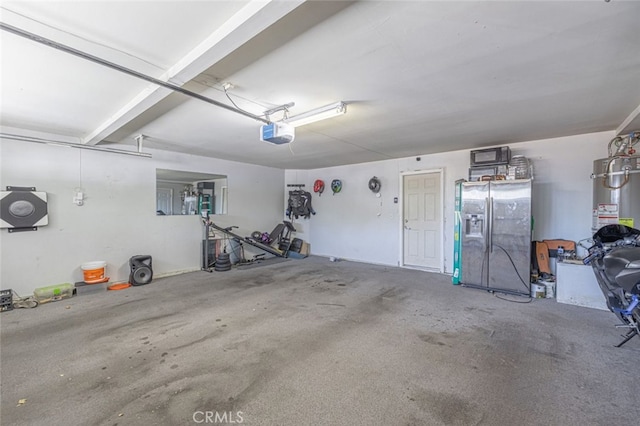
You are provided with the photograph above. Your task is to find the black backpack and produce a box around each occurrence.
[287,190,316,220]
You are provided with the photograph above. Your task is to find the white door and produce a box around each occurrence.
[403,171,442,270]
[156,188,173,215]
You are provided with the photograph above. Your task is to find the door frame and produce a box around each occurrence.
[399,168,445,272]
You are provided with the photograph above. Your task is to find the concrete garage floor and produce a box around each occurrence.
[1,256,639,425]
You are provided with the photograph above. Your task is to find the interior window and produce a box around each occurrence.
[156,169,227,215]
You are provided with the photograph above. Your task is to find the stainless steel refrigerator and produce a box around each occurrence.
[460,179,532,295]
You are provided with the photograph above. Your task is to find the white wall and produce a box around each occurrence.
[0,130,614,295]
[0,139,284,295]
[286,131,614,272]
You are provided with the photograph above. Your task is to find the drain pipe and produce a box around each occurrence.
[0,22,271,125]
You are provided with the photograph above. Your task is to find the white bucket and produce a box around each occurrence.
[81,261,107,283]
[530,283,546,299]
[542,280,555,299]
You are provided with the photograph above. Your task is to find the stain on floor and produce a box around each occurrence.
[1,256,639,425]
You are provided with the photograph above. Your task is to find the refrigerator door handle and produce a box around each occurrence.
[484,197,490,251]
[489,196,494,252]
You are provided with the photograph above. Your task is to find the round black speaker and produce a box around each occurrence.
[131,266,152,285]
[129,255,153,286]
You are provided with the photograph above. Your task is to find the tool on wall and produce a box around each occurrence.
[0,186,49,232]
[331,179,342,195]
[287,189,316,219]
[313,179,325,196]
[368,176,381,194]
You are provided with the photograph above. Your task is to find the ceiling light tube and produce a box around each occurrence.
[283,101,347,127]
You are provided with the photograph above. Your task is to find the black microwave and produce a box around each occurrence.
[470,146,511,167]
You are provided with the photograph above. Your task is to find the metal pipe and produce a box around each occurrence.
[0,22,271,125]
[135,134,144,153]
[0,133,152,158]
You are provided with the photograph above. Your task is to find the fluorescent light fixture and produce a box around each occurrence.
[283,101,347,127]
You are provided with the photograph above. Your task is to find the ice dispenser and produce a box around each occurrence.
[465,214,484,238]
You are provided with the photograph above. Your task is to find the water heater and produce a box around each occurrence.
[591,133,640,232]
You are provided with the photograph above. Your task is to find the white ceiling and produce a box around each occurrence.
[1,1,639,169]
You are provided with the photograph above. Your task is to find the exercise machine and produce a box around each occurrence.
[201,213,295,272]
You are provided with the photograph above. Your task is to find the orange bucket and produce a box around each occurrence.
[81,261,106,283]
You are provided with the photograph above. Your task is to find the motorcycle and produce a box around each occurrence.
[583,224,640,347]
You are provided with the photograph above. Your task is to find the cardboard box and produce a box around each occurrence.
[300,241,310,256]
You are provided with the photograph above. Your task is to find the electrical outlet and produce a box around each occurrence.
[73,191,84,206]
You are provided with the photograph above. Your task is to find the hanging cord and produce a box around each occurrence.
[279,108,296,156]
[494,293,533,303]
[222,233,229,254]
[222,85,297,157]
[472,241,533,303]
[492,243,534,303]
[288,134,296,156]
[493,244,531,290]
[75,149,83,197]
[222,84,286,122]
[223,84,250,115]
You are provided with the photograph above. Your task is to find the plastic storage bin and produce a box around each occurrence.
[34,283,74,304]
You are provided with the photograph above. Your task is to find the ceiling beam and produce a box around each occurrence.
[82,0,307,146]
[616,103,640,136]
